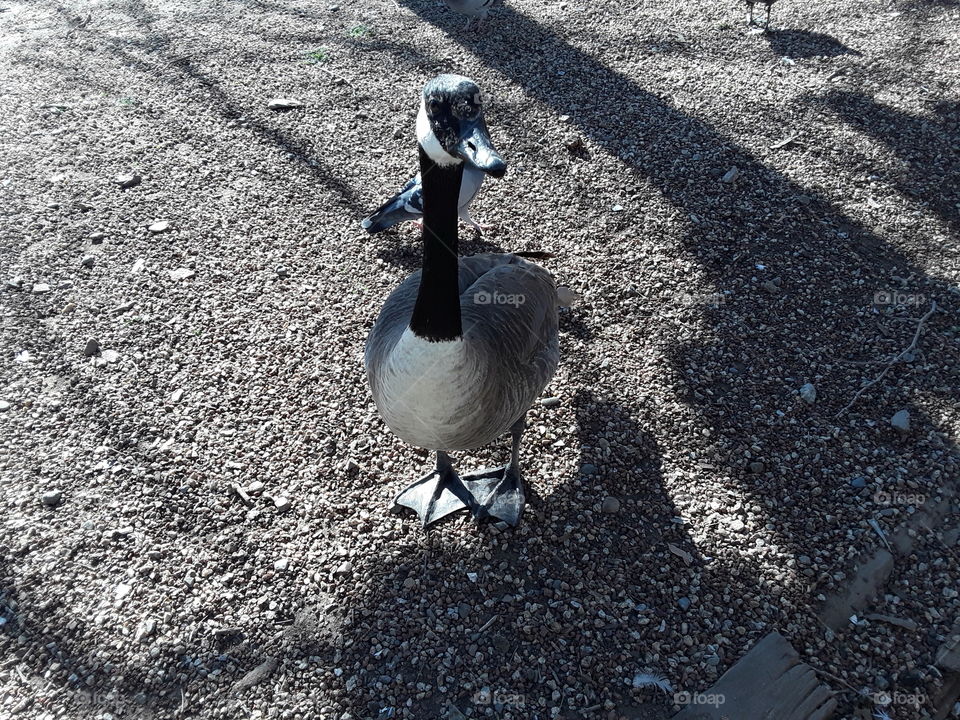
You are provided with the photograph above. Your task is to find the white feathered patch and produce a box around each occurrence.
[631,672,673,694]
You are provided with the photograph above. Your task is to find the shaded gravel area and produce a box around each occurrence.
[1,0,959,719]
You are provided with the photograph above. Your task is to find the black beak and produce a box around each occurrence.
[455,118,507,179]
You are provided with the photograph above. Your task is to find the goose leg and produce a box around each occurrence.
[763,3,772,32]
[459,207,493,236]
[393,451,474,527]
[461,417,527,526]
[746,1,755,25]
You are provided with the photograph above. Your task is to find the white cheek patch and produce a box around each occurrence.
[416,100,461,167]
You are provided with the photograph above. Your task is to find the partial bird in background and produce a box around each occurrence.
[746,0,777,32]
[361,164,491,235]
[443,0,499,30]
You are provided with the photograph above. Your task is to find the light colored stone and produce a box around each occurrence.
[169,267,195,281]
[891,409,910,433]
[267,97,304,110]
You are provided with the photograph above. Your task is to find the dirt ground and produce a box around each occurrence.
[1,0,959,718]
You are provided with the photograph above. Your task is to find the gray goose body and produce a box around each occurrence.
[365,253,559,451]
[364,73,560,527]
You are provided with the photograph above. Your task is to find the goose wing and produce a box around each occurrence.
[361,173,424,234]
[458,253,560,418]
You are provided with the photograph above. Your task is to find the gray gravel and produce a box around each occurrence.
[1,1,959,719]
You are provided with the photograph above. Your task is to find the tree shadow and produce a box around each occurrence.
[394,0,960,540]
[68,1,369,219]
[764,29,862,58]
[820,89,960,232]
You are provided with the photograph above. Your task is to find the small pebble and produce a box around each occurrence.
[540,396,561,407]
[891,409,910,434]
[114,173,142,189]
[850,476,867,489]
[169,268,195,281]
[730,518,746,532]
[402,577,417,590]
[335,561,353,576]
[580,463,597,476]
[90,232,106,243]
[274,558,290,571]
[0,400,10,412]
[749,461,765,474]
[148,221,170,234]
[601,496,620,514]
[722,166,740,183]
[799,383,817,404]
[246,481,265,494]
[84,338,101,357]
[678,597,691,611]
[273,496,292,512]
[42,490,62,507]
[80,255,95,268]
[32,283,51,294]
[267,98,304,110]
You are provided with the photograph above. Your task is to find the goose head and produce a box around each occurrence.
[416,74,507,178]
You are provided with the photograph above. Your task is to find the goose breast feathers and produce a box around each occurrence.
[365,253,560,451]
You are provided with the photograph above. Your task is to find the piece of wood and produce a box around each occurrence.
[673,632,836,720]
[819,549,894,630]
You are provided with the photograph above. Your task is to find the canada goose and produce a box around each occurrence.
[365,74,563,527]
[360,163,490,235]
[746,0,777,31]
[443,0,498,30]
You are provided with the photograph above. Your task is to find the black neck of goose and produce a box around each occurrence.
[409,145,463,342]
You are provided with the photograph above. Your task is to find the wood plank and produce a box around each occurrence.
[673,632,836,720]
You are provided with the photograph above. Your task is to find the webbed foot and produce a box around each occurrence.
[461,464,526,527]
[393,454,474,527]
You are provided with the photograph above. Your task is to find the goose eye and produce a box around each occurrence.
[427,98,441,114]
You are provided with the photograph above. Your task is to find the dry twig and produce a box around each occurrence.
[836,301,938,417]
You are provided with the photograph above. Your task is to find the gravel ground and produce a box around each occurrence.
[1,0,959,719]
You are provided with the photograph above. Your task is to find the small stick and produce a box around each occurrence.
[769,134,799,150]
[835,301,937,417]
[318,65,355,89]
[477,614,498,633]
